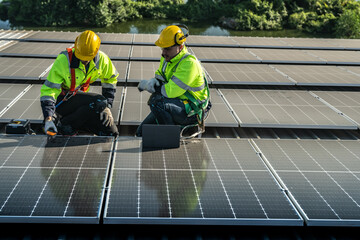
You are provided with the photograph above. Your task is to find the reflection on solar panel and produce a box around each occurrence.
[24,31,79,41]
[313,91,360,127]
[97,33,132,44]
[186,36,238,46]
[191,47,259,62]
[231,37,287,47]
[254,139,360,226]
[309,50,360,64]
[104,137,302,225]
[111,61,128,83]
[132,34,158,45]
[206,89,238,127]
[0,84,30,118]
[219,89,357,129]
[0,42,72,58]
[0,57,52,81]
[131,46,161,60]
[120,87,151,125]
[0,85,42,123]
[203,63,294,85]
[0,135,113,223]
[90,86,123,124]
[127,61,159,82]
[273,65,360,86]
[281,38,339,49]
[100,45,131,60]
[0,30,30,40]
[249,49,324,63]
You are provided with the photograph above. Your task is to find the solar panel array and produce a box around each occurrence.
[1,30,360,227]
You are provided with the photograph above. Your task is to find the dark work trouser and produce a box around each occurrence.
[56,92,118,136]
[136,93,198,137]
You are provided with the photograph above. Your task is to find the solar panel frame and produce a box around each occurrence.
[104,137,303,226]
[253,139,360,226]
[219,89,357,130]
[0,135,114,224]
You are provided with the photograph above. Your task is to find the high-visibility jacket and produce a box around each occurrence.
[155,46,209,116]
[40,48,118,118]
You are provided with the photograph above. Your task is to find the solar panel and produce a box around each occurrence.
[24,31,79,42]
[0,135,113,223]
[99,45,131,60]
[0,42,72,58]
[111,60,128,83]
[186,35,238,47]
[190,47,260,63]
[273,65,360,86]
[0,84,31,119]
[104,137,302,225]
[127,61,159,83]
[131,46,161,61]
[0,57,52,81]
[254,139,360,226]
[132,34,158,45]
[0,30,30,40]
[0,85,42,123]
[249,49,325,64]
[312,91,360,127]
[310,50,360,64]
[203,63,294,85]
[120,87,238,127]
[219,89,357,129]
[231,37,287,47]
[329,39,360,49]
[97,33,133,44]
[280,38,340,49]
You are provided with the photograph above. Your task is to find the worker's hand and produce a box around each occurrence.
[100,107,113,127]
[44,119,57,134]
[137,78,160,93]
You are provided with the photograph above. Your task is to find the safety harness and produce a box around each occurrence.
[55,48,92,108]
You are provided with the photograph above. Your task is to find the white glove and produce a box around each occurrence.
[137,78,160,93]
[100,107,114,127]
[44,120,57,134]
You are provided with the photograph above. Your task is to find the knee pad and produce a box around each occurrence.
[89,97,107,113]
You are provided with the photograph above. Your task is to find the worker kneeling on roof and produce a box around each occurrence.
[136,25,211,137]
[40,30,119,136]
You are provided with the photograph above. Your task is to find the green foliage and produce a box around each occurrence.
[335,8,360,38]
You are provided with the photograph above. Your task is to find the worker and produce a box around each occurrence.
[40,30,119,136]
[136,25,211,137]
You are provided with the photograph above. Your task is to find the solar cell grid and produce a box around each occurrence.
[100,45,131,59]
[273,65,360,86]
[0,42,71,57]
[249,49,324,63]
[219,89,357,129]
[132,34,159,44]
[310,50,360,64]
[127,61,159,82]
[254,139,360,226]
[186,35,237,46]
[97,33,133,43]
[0,57,52,80]
[313,91,360,127]
[25,31,79,41]
[0,84,30,117]
[231,37,287,47]
[190,47,259,62]
[104,137,302,225]
[280,38,339,49]
[131,46,161,60]
[203,63,294,85]
[0,135,113,223]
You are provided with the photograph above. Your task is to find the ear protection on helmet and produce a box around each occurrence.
[174,24,189,45]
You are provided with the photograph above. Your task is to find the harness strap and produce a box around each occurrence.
[67,48,76,92]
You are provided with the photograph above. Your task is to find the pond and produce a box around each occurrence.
[1,19,333,38]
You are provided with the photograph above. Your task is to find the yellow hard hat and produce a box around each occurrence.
[155,25,187,48]
[74,30,101,61]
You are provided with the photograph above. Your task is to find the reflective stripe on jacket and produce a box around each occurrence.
[155,46,208,103]
[40,48,118,103]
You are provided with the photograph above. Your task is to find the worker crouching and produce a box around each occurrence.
[40,30,119,136]
[136,25,211,137]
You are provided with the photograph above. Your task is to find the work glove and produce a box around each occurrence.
[44,120,57,134]
[100,107,113,127]
[137,78,160,93]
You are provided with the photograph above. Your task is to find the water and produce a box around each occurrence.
[1,19,332,38]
